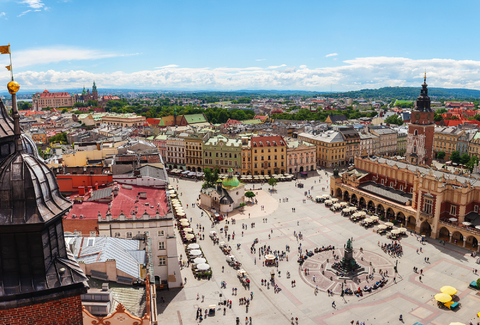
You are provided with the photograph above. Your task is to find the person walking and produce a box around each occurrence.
[332,301,336,308]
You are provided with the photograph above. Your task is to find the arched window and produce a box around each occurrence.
[414,130,418,136]
[413,146,417,153]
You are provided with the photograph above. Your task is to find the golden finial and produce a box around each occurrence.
[424,70,427,83]
[7,80,20,94]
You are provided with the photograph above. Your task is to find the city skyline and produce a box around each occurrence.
[1,0,480,90]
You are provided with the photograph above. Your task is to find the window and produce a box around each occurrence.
[381,179,384,185]
[158,242,165,250]
[475,205,479,213]
[115,232,121,238]
[423,198,433,214]
[88,238,95,246]
[450,205,457,216]
[158,230,165,236]
[158,256,166,266]
[400,185,403,191]
[390,182,394,187]
[126,232,132,238]
[89,231,97,237]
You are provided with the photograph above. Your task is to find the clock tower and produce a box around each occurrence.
[406,73,435,165]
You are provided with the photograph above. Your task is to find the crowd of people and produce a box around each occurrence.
[380,241,403,257]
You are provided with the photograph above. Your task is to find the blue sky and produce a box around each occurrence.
[1,0,480,91]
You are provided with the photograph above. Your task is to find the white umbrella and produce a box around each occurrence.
[187,243,200,250]
[359,211,366,216]
[193,257,206,264]
[385,222,394,227]
[265,254,275,260]
[325,200,332,204]
[398,227,407,232]
[342,208,350,213]
[350,207,357,212]
[370,216,379,220]
[463,222,472,226]
[331,198,339,202]
[185,234,195,240]
[177,212,186,216]
[180,220,190,226]
[197,263,210,271]
[333,203,341,208]
[340,202,348,207]
[168,185,174,190]
[189,249,202,256]
[168,190,176,194]
[377,225,387,230]
[321,194,330,199]
[449,218,458,222]
[170,193,177,198]
[391,229,401,234]
[183,228,194,233]
[316,196,323,199]
[476,225,480,230]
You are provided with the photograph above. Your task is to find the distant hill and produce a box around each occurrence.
[321,87,480,100]
[3,86,480,100]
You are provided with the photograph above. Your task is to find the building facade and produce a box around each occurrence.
[166,137,186,170]
[331,156,480,252]
[433,127,464,160]
[182,134,205,172]
[286,138,316,174]
[203,135,242,174]
[369,127,397,156]
[359,133,378,156]
[32,89,75,110]
[250,135,286,175]
[338,126,360,164]
[406,75,435,165]
[298,130,346,168]
[241,137,252,175]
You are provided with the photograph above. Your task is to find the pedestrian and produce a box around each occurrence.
[202,295,204,302]
[419,275,422,282]
[184,277,187,284]
[332,301,336,308]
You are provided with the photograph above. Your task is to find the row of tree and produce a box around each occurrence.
[272,108,377,122]
[437,150,479,171]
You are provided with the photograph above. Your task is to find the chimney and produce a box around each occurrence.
[102,283,109,291]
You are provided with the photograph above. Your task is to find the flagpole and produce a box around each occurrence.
[8,44,13,81]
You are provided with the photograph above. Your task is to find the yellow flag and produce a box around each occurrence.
[0,45,10,55]
[5,65,11,71]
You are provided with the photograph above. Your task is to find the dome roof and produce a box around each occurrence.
[0,151,71,225]
[222,168,240,189]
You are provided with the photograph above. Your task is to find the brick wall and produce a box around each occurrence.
[63,218,98,235]
[0,295,83,325]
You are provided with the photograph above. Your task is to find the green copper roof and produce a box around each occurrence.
[222,170,240,189]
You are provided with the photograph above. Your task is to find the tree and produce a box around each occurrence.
[87,99,99,107]
[203,167,219,188]
[48,132,67,144]
[61,108,68,113]
[18,101,32,110]
[245,191,256,202]
[436,151,446,160]
[466,156,479,172]
[460,153,471,165]
[450,151,461,164]
[384,115,403,125]
[268,177,277,189]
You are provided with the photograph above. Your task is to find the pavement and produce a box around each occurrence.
[158,170,480,325]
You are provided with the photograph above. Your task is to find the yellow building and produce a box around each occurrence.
[250,135,286,175]
[241,137,252,175]
[433,127,463,160]
[181,134,204,172]
[469,132,480,159]
[298,131,346,168]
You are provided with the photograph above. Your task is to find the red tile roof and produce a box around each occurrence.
[35,90,72,98]
[66,184,169,220]
[251,135,285,146]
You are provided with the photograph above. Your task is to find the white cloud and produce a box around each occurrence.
[256,59,266,61]
[326,53,338,57]
[0,12,5,18]
[299,65,307,69]
[267,64,286,69]
[7,46,130,68]
[4,56,480,91]
[155,64,179,69]
[22,0,45,9]
[17,10,31,17]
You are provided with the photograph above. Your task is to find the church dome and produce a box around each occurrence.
[222,168,240,189]
[0,151,71,224]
